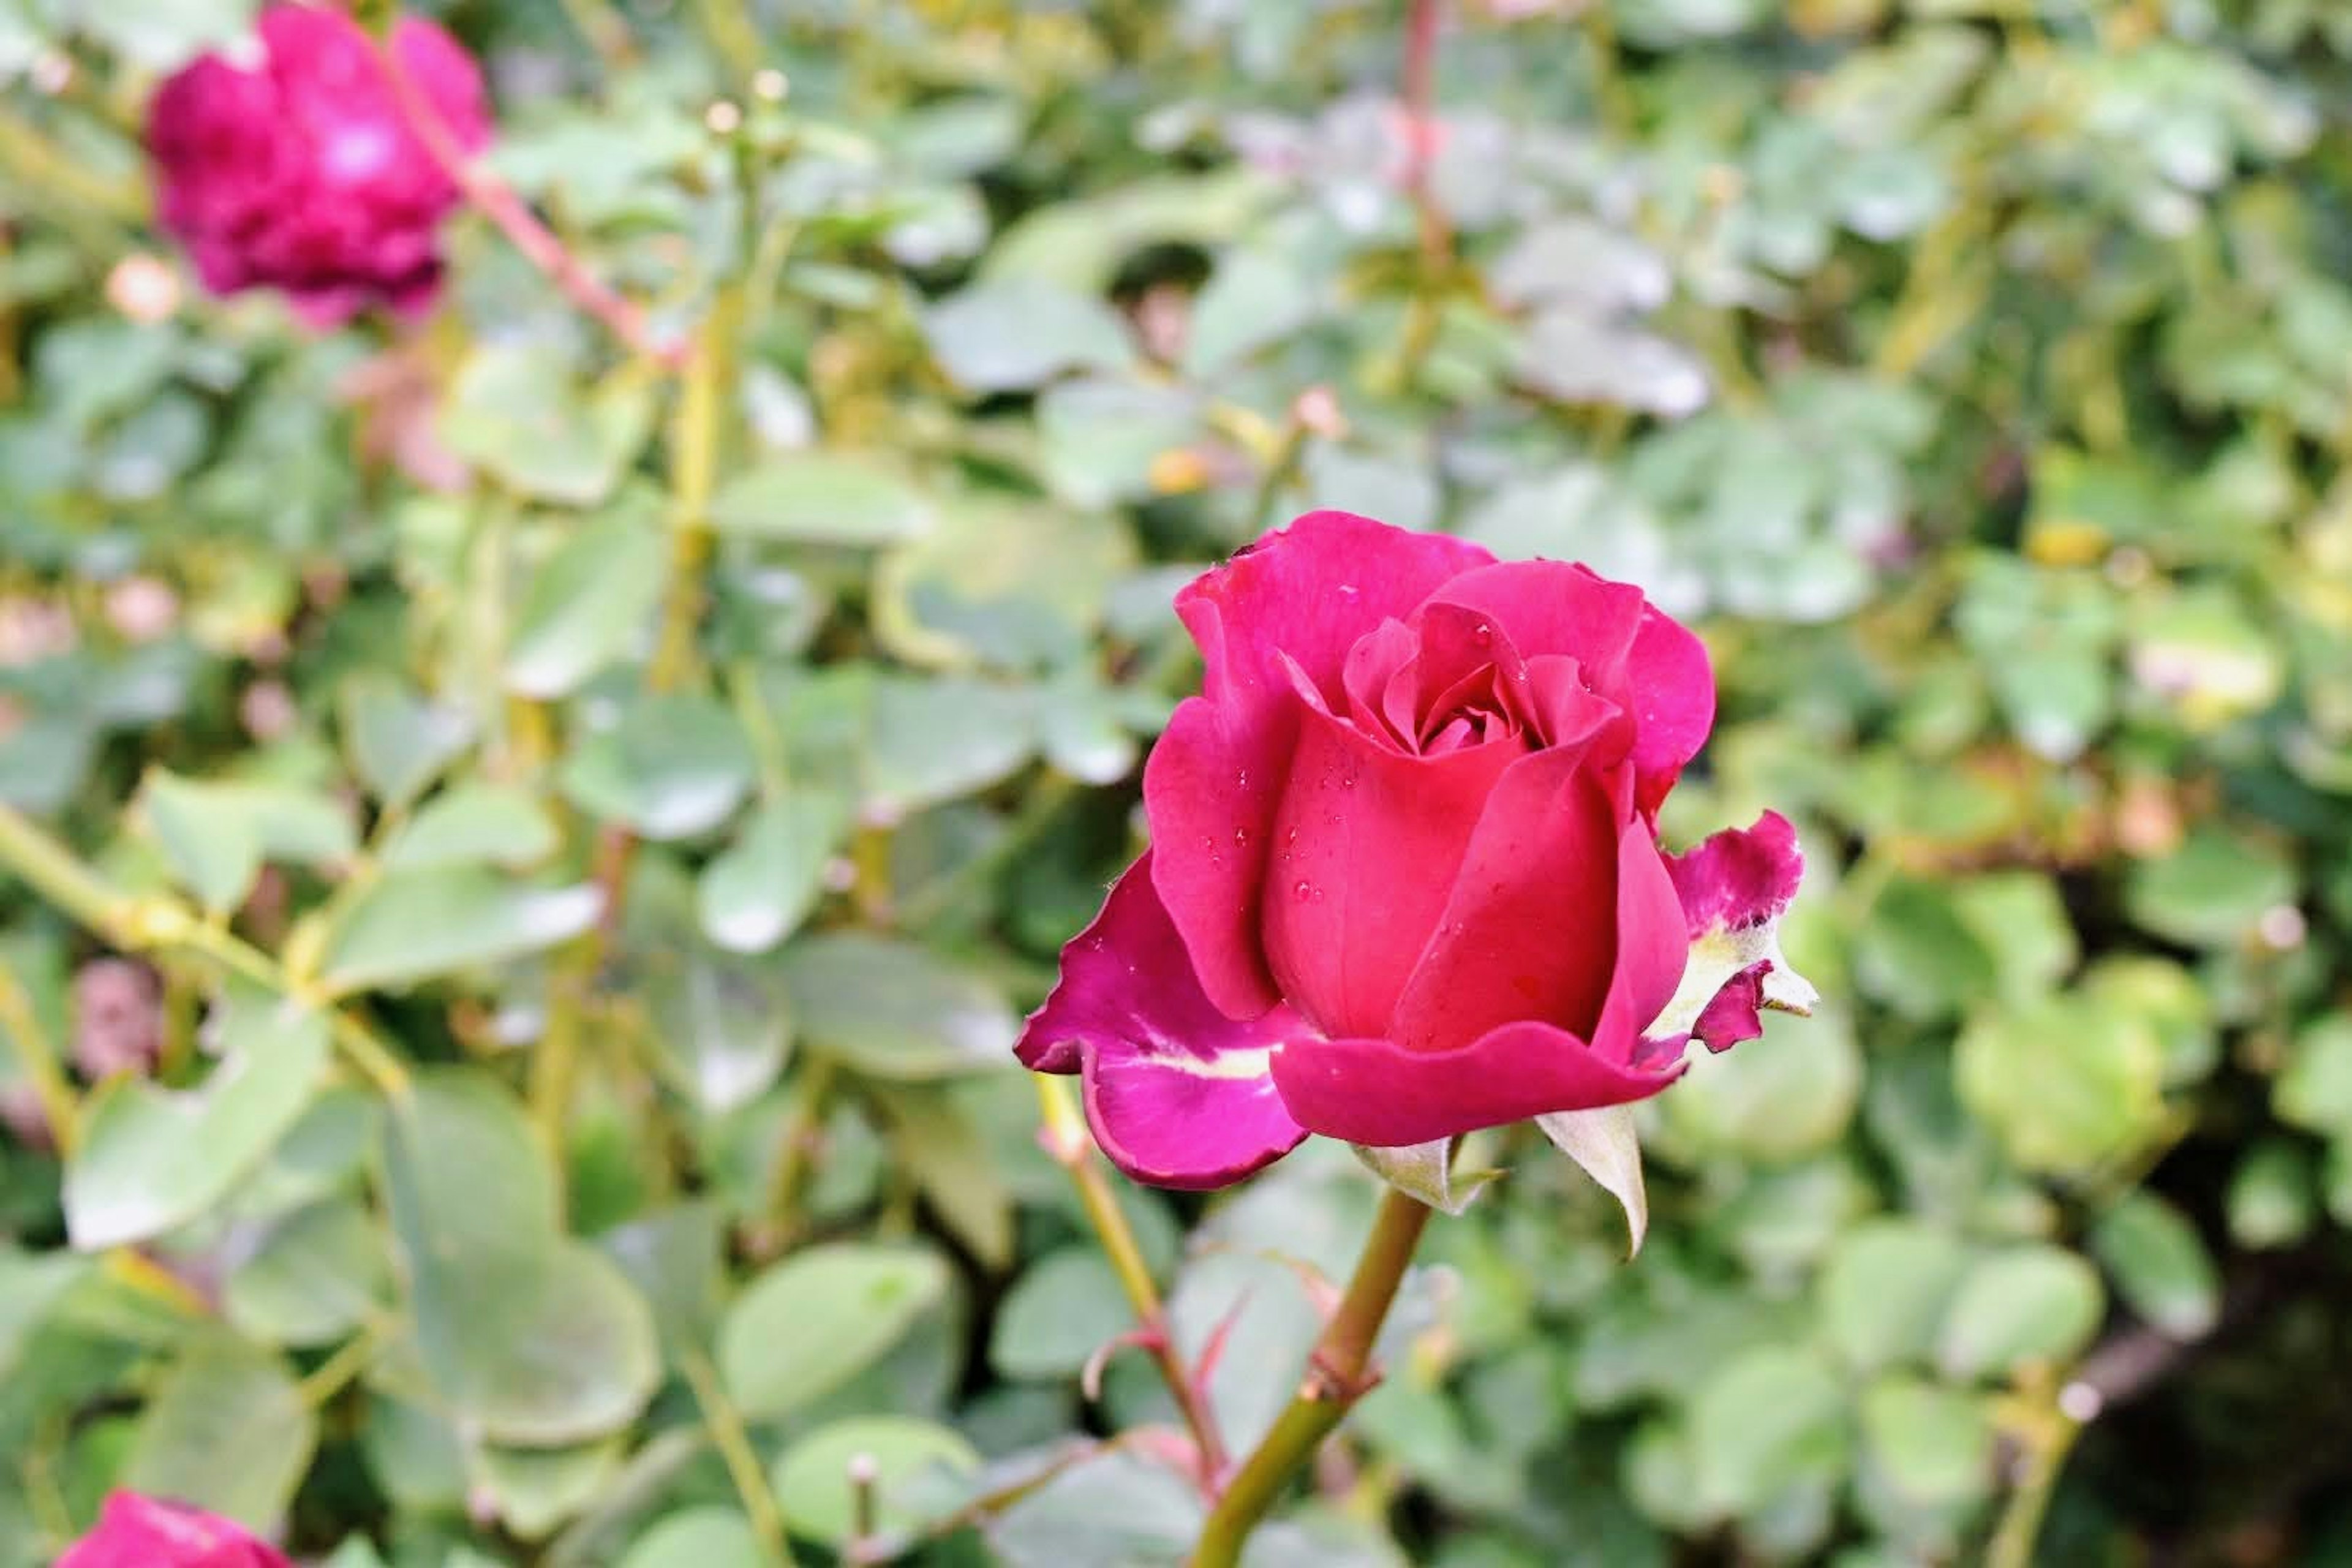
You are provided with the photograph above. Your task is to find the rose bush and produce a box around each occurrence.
[56,1493,290,1568]
[145,4,487,326]
[1017,511,1810,1188]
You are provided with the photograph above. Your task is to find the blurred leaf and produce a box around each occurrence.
[1937,1246,2105,1379]
[707,453,935,546]
[1858,1376,1994,1509]
[2090,1191,2220,1340]
[1955,994,2163,1174]
[1689,1347,1850,1518]
[121,1332,315,1532]
[439,346,654,507]
[876,495,1136,668]
[2276,1015,2352,1137]
[780,932,1017,1080]
[2124,827,2296,947]
[506,503,668,698]
[924,277,1133,393]
[224,1196,388,1348]
[619,1508,766,1568]
[138,771,354,914]
[64,990,330,1250]
[476,1439,623,1540]
[771,1415,979,1546]
[1817,1220,1969,1371]
[644,951,793,1113]
[985,1449,1205,1567]
[697,793,848,954]
[876,1086,1016,1270]
[560,693,757,840]
[321,867,601,993]
[341,676,474,808]
[720,1243,951,1419]
[989,1247,1131,1380]
[382,1074,660,1443]
[1185,250,1322,376]
[381,783,561,872]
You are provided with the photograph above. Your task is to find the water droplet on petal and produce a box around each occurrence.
[1232,826,1250,847]
[1293,880,1314,901]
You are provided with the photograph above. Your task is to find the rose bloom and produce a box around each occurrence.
[145,4,489,326]
[58,1493,290,1568]
[1016,511,1809,1188]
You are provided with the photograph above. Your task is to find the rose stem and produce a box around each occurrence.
[1035,1076,1231,1488]
[374,34,684,371]
[1390,0,1453,391]
[682,1346,799,1567]
[0,801,411,1099]
[0,960,77,1155]
[1189,1185,1434,1568]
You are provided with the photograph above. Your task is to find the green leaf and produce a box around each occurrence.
[381,783,561,872]
[64,989,330,1250]
[619,1508,767,1568]
[984,1449,1205,1567]
[1858,1376,1994,1508]
[439,345,654,507]
[2276,1016,2352,1137]
[1663,1011,1860,1162]
[506,503,668,698]
[341,676,474,809]
[1817,1219,1969,1371]
[1688,1347,1850,1518]
[865,675,1037,812]
[719,1243,951,1419]
[1954,994,2164,1174]
[560,692,758,840]
[2124,827,2296,947]
[1937,1245,2104,1380]
[771,1415,979,1546]
[381,1074,660,1444]
[697,793,848,954]
[2228,1139,2314,1250]
[224,1196,388,1348]
[987,1247,1131,1379]
[923,277,1133,393]
[706,453,935,545]
[874,495,1135,668]
[875,1087,1017,1270]
[475,1439,624,1540]
[140,771,355,914]
[644,951,793,1113]
[1185,249,1321,376]
[600,1200,726,1354]
[121,1332,316,1532]
[779,932,1018,1080]
[0,1245,91,1381]
[2090,1191,2219,1340]
[1535,1107,1645,1250]
[321,866,601,993]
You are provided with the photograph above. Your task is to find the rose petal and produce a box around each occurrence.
[1275,821,1689,1145]
[1627,605,1716,813]
[1419,560,1648,696]
[1144,512,1491,1019]
[1017,854,1306,1188]
[1648,811,1813,1053]
[59,1491,290,1568]
[1262,706,1523,1040]
[1389,756,1682,1054]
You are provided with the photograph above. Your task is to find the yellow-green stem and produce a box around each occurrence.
[0,959,77,1154]
[0,109,148,222]
[1189,1186,1433,1566]
[557,0,639,69]
[1987,1394,2086,1568]
[298,1325,382,1408]
[650,290,741,693]
[682,1347,796,1567]
[757,1055,838,1256]
[0,802,410,1099]
[1036,1076,1229,1486]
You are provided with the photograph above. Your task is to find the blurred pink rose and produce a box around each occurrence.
[58,1492,290,1568]
[145,4,489,326]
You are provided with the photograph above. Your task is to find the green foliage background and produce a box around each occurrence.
[2,0,2351,1562]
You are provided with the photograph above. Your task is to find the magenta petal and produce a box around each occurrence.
[1664,812,1807,1052]
[1261,706,1523,1040]
[1627,605,1716,812]
[1144,513,1493,1019]
[1420,560,1648,693]
[1272,1019,1681,1148]
[1387,755,1622,1052]
[1274,824,1688,1144]
[1016,855,1306,1189]
[1668,810,1803,932]
[59,1491,290,1568]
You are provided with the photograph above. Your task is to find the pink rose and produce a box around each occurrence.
[58,1493,291,1568]
[145,4,489,327]
[1016,512,1807,1188]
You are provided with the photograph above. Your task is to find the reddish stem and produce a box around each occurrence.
[376,32,682,369]
[1401,0,1449,270]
